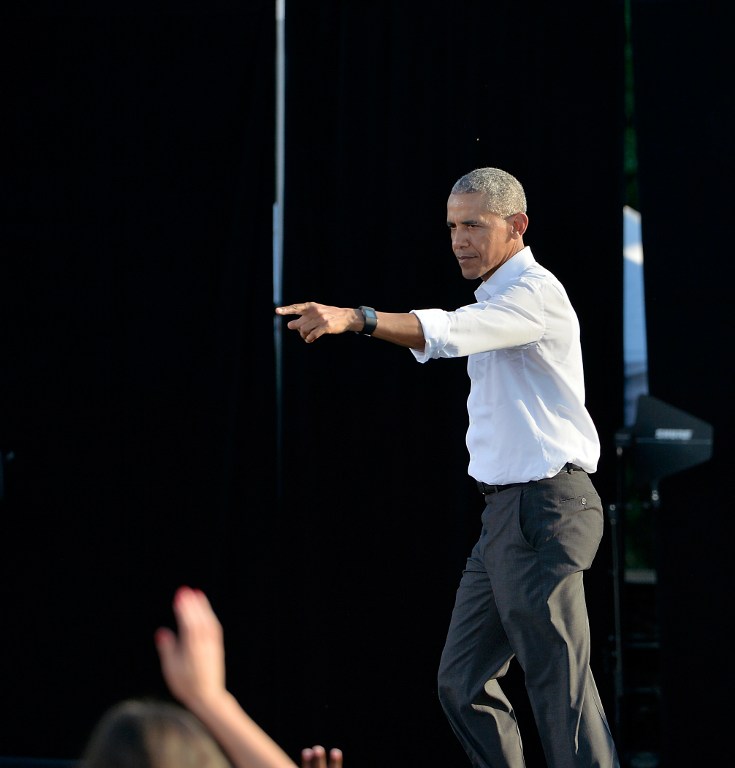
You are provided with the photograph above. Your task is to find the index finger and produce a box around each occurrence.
[275,303,306,315]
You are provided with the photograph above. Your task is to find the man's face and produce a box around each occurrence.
[447,192,518,281]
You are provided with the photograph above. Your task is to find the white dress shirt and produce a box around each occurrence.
[410,246,600,484]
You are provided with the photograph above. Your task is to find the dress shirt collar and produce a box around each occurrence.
[475,246,535,300]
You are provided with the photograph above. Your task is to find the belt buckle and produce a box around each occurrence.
[478,481,499,495]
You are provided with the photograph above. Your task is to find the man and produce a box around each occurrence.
[275,167,619,767]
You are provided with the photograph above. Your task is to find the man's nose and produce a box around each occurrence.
[452,229,468,248]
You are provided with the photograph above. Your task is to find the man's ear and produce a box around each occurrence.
[510,212,529,236]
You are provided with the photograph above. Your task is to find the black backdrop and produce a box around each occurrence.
[1,2,730,767]
[630,2,734,766]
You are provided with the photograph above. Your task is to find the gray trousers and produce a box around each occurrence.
[437,469,620,768]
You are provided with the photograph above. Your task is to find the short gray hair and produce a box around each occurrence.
[451,167,527,218]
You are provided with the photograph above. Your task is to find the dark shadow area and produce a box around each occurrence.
[1,0,278,760]
[629,2,734,765]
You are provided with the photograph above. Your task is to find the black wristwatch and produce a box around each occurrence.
[357,305,377,336]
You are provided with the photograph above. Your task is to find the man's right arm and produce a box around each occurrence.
[275,302,425,350]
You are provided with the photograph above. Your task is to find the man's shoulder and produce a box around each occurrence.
[507,248,558,283]
[502,263,570,310]
[518,259,563,289]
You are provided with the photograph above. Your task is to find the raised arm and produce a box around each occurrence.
[275,302,425,350]
[155,586,298,768]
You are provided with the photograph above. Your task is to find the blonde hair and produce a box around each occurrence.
[81,699,232,768]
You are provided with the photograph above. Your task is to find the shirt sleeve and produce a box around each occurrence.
[409,280,546,361]
[409,309,451,363]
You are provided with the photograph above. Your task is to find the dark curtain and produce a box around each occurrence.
[0,1,278,759]
[1,2,624,767]
[278,2,623,766]
[631,1,734,765]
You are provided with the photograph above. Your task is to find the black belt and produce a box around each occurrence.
[476,463,584,495]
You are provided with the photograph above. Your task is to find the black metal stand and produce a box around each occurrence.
[608,395,712,768]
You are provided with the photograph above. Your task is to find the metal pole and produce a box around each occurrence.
[273,0,285,503]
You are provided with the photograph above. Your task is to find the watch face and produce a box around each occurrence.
[359,306,377,334]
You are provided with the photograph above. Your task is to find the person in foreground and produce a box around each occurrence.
[81,585,343,768]
[275,167,620,767]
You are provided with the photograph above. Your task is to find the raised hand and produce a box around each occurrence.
[154,585,225,711]
[301,745,344,768]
